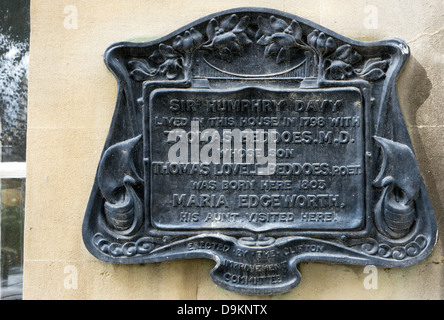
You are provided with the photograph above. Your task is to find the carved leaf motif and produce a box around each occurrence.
[271,33,298,49]
[230,42,243,56]
[270,16,288,32]
[128,59,158,81]
[362,57,387,71]
[149,49,165,64]
[158,58,184,79]
[206,18,218,42]
[344,58,387,81]
[257,35,272,46]
[203,14,252,62]
[257,16,273,36]
[190,28,204,46]
[264,42,280,57]
[138,27,204,80]
[316,32,327,55]
[289,20,303,42]
[333,44,352,61]
[324,60,354,80]
[159,44,180,59]
[257,16,307,64]
[325,37,337,55]
[212,32,237,48]
[350,52,363,65]
[173,28,204,53]
[236,32,253,46]
[361,68,386,81]
[232,16,250,34]
[276,48,289,64]
[256,19,388,83]
[220,14,238,31]
[357,58,388,81]
[320,42,386,81]
[146,44,185,80]
[306,29,338,58]
[130,69,153,82]
[307,30,319,48]
[329,44,362,65]
[173,34,191,52]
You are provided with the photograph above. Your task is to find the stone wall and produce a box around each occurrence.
[24,0,443,299]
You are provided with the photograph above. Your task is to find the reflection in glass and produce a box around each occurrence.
[0,0,29,300]
[1,179,25,300]
[0,0,30,162]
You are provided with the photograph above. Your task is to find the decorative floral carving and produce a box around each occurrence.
[355,57,389,81]
[202,14,253,61]
[128,27,204,81]
[93,233,169,258]
[149,43,185,80]
[128,14,389,83]
[308,35,390,81]
[255,16,389,82]
[351,235,428,260]
[128,58,158,81]
[306,30,338,58]
[323,44,362,80]
[256,15,306,64]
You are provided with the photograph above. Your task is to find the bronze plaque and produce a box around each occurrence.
[83,8,437,295]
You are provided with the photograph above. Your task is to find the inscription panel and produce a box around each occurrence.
[149,87,365,232]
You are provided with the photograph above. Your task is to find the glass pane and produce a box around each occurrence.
[1,178,25,300]
[0,0,29,301]
[0,0,30,162]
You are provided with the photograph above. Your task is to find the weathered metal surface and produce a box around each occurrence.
[83,8,437,295]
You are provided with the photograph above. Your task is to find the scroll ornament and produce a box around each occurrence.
[97,135,144,237]
[373,137,421,239]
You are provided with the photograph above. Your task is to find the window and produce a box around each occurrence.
[0,0,29,300]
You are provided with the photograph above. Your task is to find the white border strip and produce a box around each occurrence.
[0,162,26,179]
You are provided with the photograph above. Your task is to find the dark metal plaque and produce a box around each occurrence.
[83,8,438,295]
